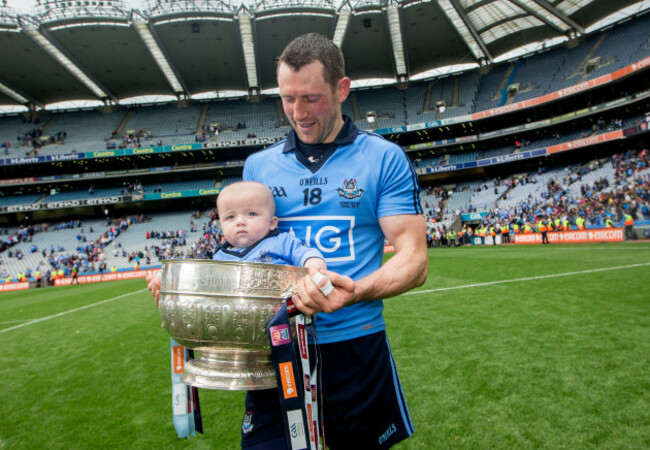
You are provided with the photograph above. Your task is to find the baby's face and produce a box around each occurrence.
[218,190,277,249]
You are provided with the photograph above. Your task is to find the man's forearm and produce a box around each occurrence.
[354,245,428,303]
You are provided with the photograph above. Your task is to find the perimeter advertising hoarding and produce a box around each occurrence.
[54,269,158,286]
[0,281,30,292]
[143,188,220,201]
[1,196,128,213]
[546,129,624,154]
[514,228,623,244]
[461,212,488,222]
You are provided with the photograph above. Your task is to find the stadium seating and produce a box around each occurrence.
[124,103,202,146]
[0,194,43,207]
[37,109,125,154]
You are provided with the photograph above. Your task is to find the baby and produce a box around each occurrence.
[147,181,332,306]
[214,181,327,275]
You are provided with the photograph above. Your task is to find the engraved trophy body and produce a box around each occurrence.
[158,260,306,390]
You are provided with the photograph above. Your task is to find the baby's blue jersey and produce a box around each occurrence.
[214,230,323,267]
[243,117,422,343]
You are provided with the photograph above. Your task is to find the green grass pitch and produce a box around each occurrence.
[1,243,648,449]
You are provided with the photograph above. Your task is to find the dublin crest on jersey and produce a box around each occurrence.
[337,178,364,199]
[253,250,273,263]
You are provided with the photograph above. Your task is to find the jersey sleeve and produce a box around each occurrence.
[374,141,422,218]
[242,158,254,182]
[279,233,325,267]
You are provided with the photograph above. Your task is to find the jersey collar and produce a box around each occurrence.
[218,229,281,257]
[282,115,358,154]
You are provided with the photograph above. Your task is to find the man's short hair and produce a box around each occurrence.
[277,33,345,91]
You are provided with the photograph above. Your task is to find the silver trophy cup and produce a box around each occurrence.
[158,259,306,390]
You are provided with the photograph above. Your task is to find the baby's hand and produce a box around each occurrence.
[304,257,327,274]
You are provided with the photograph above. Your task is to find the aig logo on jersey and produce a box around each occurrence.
[337,178,364,199]
[279,216,355,262]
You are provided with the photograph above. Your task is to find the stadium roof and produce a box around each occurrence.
[0,0,648,108]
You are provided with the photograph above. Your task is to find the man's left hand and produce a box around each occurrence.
[292,270,356,315]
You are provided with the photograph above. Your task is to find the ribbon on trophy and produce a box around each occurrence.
[170,337,203,438]
[268,299,323,450]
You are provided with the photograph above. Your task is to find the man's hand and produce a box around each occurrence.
[146,271,162,307]
[292,269,356,316]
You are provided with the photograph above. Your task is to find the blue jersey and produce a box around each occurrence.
[214,229,323,266]
[243,117,422,343]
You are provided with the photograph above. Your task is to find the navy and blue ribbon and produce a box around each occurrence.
[268,302,317,450]
[170,337,203,438]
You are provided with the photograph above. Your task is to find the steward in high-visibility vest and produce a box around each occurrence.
[513,223,520,234]
[111,266,117,273]
[500,223,509,243]
[490,226,496,237]
[539,219,550,244]
[5,275,11,283]
[576,216,585,230]
[554,218,561,231]
[624,213,634,240]
[562,218,570,230]
[524,224,531,234]
[605,218,614,228]
[547,219,554,231]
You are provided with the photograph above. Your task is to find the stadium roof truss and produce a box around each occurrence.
[0,0,646,108]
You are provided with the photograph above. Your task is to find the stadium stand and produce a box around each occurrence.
[0,8,649,283]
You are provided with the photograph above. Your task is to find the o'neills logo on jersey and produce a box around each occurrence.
[279,362,298,398]
[337,178,364,199]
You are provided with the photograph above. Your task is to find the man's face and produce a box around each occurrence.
[278,61,350,145]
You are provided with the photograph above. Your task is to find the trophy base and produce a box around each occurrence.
[180,348,277,391]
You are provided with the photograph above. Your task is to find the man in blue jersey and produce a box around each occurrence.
[147,33,427,449]
[242,33,428,449]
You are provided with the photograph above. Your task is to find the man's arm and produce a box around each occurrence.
[292,214,428,315]
[354,213,428,301]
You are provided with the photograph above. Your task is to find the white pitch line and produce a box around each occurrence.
[402,262,650,296]
[0,288,148,334]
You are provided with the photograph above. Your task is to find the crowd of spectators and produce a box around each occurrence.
[1,149,648,282]
[423,149,649,247]
[0,215,147,284]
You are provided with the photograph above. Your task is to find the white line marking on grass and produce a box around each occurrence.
[0,289,148,334]
[403,262,650,296]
